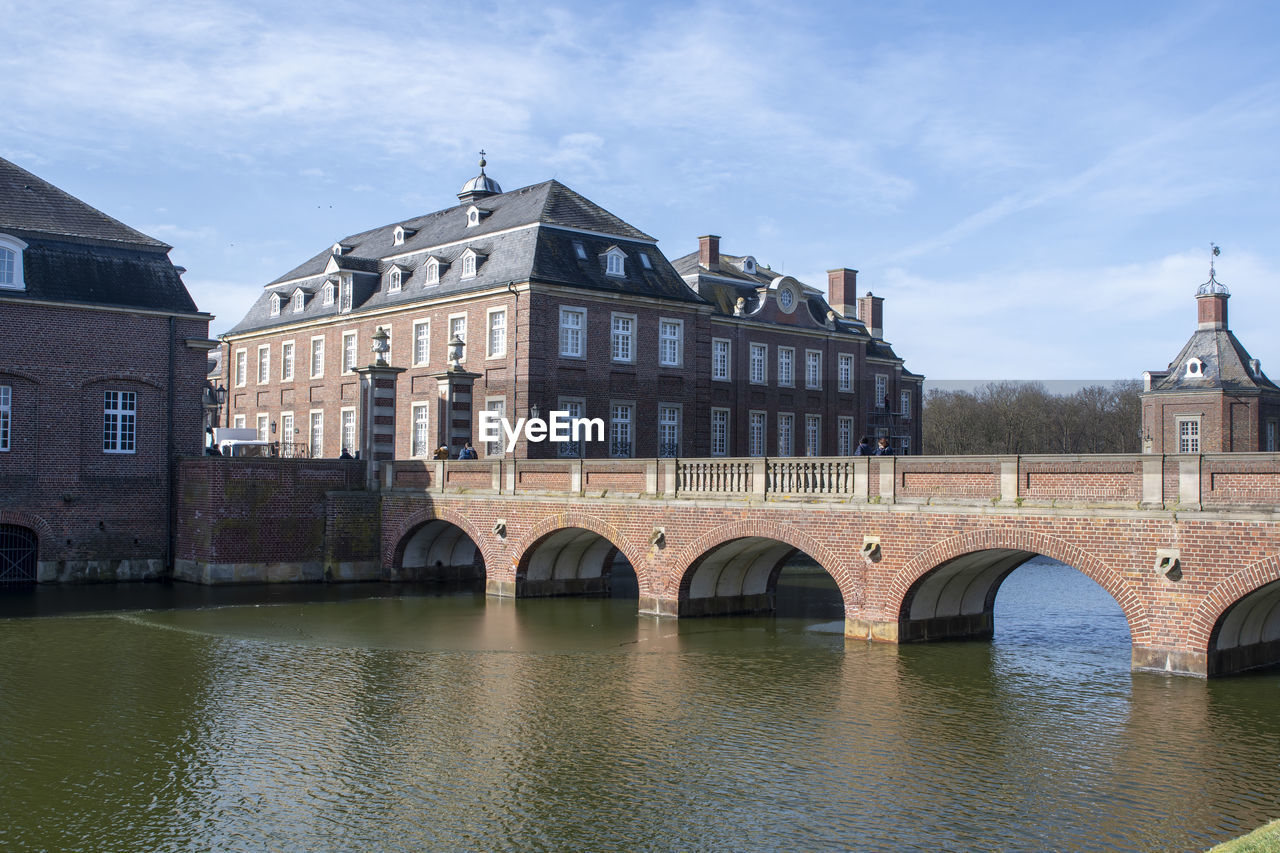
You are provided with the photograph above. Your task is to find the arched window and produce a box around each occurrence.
[0,235,28,290]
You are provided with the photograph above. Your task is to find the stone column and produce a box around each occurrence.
[432,367,482,458]
[355,364,406,490]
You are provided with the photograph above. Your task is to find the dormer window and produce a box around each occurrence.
[0,235,26,290]
[339,277,352,313]
[603,247,626,278]
[742,256,757,275]
[574,242,587,260]
[1185,357,1205,378]
[392,225,416,246]
[292,290,305,312]
[332,242,349,256]
[389,268,402,292]
[323,280,335,306]
[465,205,490,228]
[269,293,281,317]
[459,248,486,280]
[425,256,447,284]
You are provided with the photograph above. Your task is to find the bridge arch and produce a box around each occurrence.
[386,507,493,584]
[892,527,1145,645]
[513,511,652,599]
[1191,554,1280,676]
[672,520,856,617]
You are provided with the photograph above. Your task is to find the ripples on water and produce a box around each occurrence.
[1,559,1278,852]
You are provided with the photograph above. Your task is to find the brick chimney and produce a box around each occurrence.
[1197,291,1229,330]
[827,268,858,317]
[698,235,720,272]
[857,291,884,339]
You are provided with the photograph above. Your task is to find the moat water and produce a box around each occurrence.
[1,559,1278,852]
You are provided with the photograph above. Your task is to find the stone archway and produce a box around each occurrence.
[1191,554,1280,676]
[512,511,651,600]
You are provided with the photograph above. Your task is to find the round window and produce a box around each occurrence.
[778,287,795,310]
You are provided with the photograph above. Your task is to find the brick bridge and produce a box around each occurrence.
[175,452,1280,678]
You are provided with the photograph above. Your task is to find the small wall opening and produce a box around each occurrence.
[517,527,635,598]
[0,525,38,585]
[396,520,484,589]
[1208,578,1280,676]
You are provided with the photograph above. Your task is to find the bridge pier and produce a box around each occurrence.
[1132,646,1208,677]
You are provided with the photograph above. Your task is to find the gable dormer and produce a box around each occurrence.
[424,255,449,285]
[465,205,491,228]
[392,225,417,246]
[332,242,351,256]
[387,264,407,292]
[741,256,757,275]
[291,288,307,312]
[322,278,336,306]
[601,245,626,278]
[459,247,487,279]
[269,292,282,317]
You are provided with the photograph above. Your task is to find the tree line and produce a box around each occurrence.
[922,380,1142,455]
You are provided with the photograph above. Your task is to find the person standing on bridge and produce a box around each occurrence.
[874,437,894,456]
[854,436,873,456]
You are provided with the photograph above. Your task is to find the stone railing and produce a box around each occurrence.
[377,453,1280,510]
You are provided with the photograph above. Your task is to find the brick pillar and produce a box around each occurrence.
[827,268,858,318]
[355,364,406,490]
[857,292,884,339]
[432,367,482,457]
[698,234,720,271]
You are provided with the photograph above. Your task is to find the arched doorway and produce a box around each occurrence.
[0,525,38,585]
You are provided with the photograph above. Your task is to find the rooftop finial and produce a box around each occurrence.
[1210,242,1220,277]
[1197,243,1229,296]
[479,150,487,171]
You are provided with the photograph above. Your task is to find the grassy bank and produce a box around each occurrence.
[1210,819,1280,852]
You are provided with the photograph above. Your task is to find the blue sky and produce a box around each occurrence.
[4,0,1278,379]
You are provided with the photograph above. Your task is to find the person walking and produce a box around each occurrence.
[853,436,873,456]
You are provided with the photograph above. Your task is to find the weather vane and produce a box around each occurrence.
[1210,242,1220,277]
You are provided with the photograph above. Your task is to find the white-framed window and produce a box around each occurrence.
[309,411,323,458]
[777,346,794,387]
[413,320,430,366]
[293,290,305,313]
[900,390,912,417]
[611,313,635,363]
[838,416,854,456]
[411,403,432,457]
[609,403,634,457]
[560,307,585,358]
[281,341,294,382]
[658,319,683,367]
[426,258,442,284]
[257,413,269,442]
[875,374,888,408]
[838,353,854,392]
[1178,417,1201,454]
[712,338,731,381]
[389,268,402,292]
[485,398,506,457]
[234,349,247,387]
[711,407,729,456]
[341,408,357,456]
[449,314,467,363]
[281,412,295,454]
[342,331,357,373]
[749,343,767,384]
[777,413,794,457]
[103,390,136,454]
[339,278,352,313]
[658,404,681,457]
[0,385,10,451]
[462,252,477,279]
[805,414,821,457]
[0,235,27,290]
[269,293,281,317]
[605,249,625,277]
[466,206,481,227]
[233,414,246,429]
[487,308,507,359]
[379,326,393,364]
[322,281,335,306]
[558,397,586,457]
[394,225,406,246]
[310,336,325,378]
[805,350,822,389]
[257,345,270,385]
[748,411,766,457]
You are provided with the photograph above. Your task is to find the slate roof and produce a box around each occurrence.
[1151,327,1279,393]
[229,180,696,335]
[0,156,200,314]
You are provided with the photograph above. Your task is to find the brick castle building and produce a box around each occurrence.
[220,157,922,460]
[1141,257,1280,454]
[0,156,212,583]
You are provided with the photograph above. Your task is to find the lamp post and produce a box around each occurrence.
[202,382,227,438]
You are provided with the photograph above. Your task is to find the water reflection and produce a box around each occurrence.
[0,561,1277,851]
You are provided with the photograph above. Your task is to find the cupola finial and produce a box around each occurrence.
[1197,243,1229,296]
[479,150,487,170]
